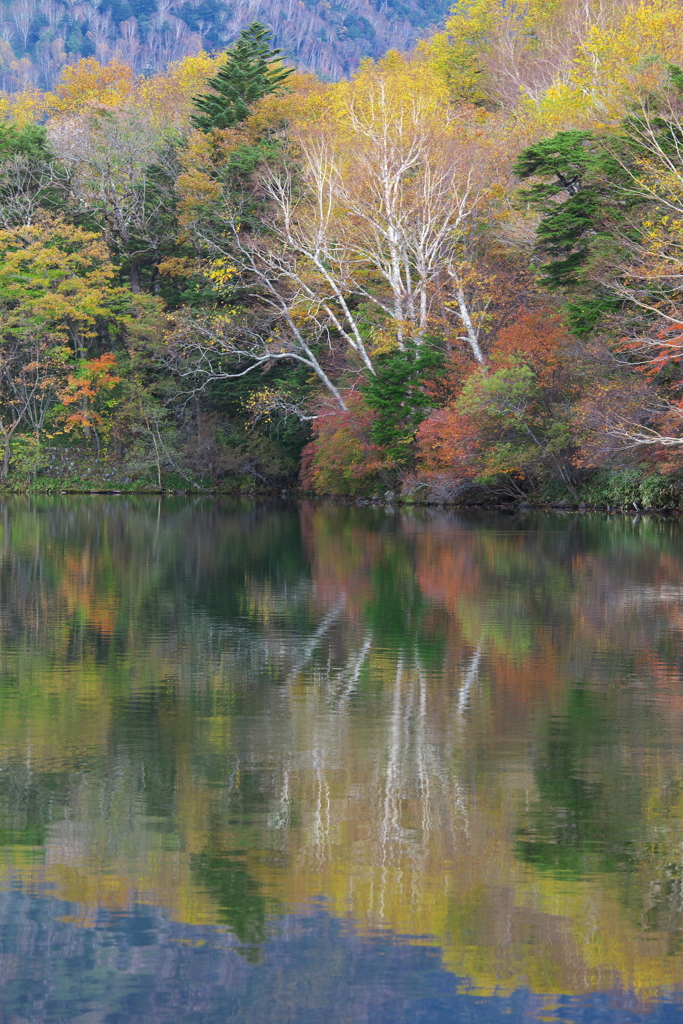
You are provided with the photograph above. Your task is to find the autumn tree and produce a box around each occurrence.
[362,343,445,466]
[514,70,683,458]
[47,105,180,294]
[0,322,70,478]
[0,215,154,459]
[0,215,131,360]
[45,58,136,116]
[417,309,583,497]
[56,353,121,449]
[0,121,69,227]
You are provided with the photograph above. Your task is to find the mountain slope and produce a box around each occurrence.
[0,0,453,91]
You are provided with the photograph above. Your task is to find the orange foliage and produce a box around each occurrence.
[57,353,120,435]
[417,305,579,478]
[415,405,480,476]
[490,306,578,386]
[59,551,118,638]
[618,321,683,379]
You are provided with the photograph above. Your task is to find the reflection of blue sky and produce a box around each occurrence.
[0,895,681,1024]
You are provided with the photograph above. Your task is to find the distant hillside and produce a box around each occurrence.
[0,0,452,91]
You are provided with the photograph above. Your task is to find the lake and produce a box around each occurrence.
[0,497,682,1022]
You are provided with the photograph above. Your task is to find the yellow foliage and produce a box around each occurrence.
[46,58,136,116]
[156,256,197,279]
[175,166,222,228]
[335,48,452,125]
[0,215,128,356]
[138,50,227,134]
[0,87,48,126]
[245,71,334,135]
[206,257,237,290]
[531,0,683,127]
[421,0,561,103]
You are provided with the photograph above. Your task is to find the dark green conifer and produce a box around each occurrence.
[363,344,444,465]
[513,131,616,291]
[514,130,630,334]
[191,22,293,133]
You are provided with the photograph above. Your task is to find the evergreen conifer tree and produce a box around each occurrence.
[514,131,627,335]
[191,22,293,132]
[363,344,444,465]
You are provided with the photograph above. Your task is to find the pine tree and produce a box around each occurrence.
[514,130,629,335]
[514,131,614,291]
[190,22,293,133]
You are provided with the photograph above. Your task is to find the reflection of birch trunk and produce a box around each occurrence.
[285,597,346,686]
[333,635,372,708]
[379,657,404,918]
[416,658,432,843]
[413,656,434,908]
[269,767,291,831]
[312,748,331,865]
[457,645,483,716]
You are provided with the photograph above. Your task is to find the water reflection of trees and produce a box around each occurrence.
[1,499,683,994]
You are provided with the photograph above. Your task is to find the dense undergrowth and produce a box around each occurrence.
[4,7,683,506]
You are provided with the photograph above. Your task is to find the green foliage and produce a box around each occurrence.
[0,122,68,223]
[454,360,577,495]
[362,343,444,465]
[300,399,382,496]
[9,435,50,481]
[579,468,682,508]
[514,130,623,295]
[0,123,50,160]
[517,686,640,877]
[191,22,294,132]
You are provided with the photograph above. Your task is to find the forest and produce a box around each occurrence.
[0,0,447,89]
[3,1,683,505]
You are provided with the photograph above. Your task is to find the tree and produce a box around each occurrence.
[56,353,121,449]
[514,72,683,457]
[168,53,496,429]
[299,396,383,496]
[362,343,444,466]
[0,215,130,360]
[0,121,69,228]
[47,105,180,293]
[45,58,136,115]
[0,322,70,478]
[513,129,627,334]
[190,22,293,133]
[0,215,153,459]
[417,308,582,497]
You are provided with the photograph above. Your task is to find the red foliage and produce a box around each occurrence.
[417,306,577,479]
[299,395,386,495]
[617,321,683,378]
[489,306,577,389]
[415,405,480,477]
[57,353,120,435]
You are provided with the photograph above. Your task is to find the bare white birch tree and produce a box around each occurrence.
[170,73,493,412]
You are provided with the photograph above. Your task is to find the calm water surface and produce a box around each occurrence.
[0,498,683,1021]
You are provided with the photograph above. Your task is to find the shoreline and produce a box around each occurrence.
[1,483,680,516]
